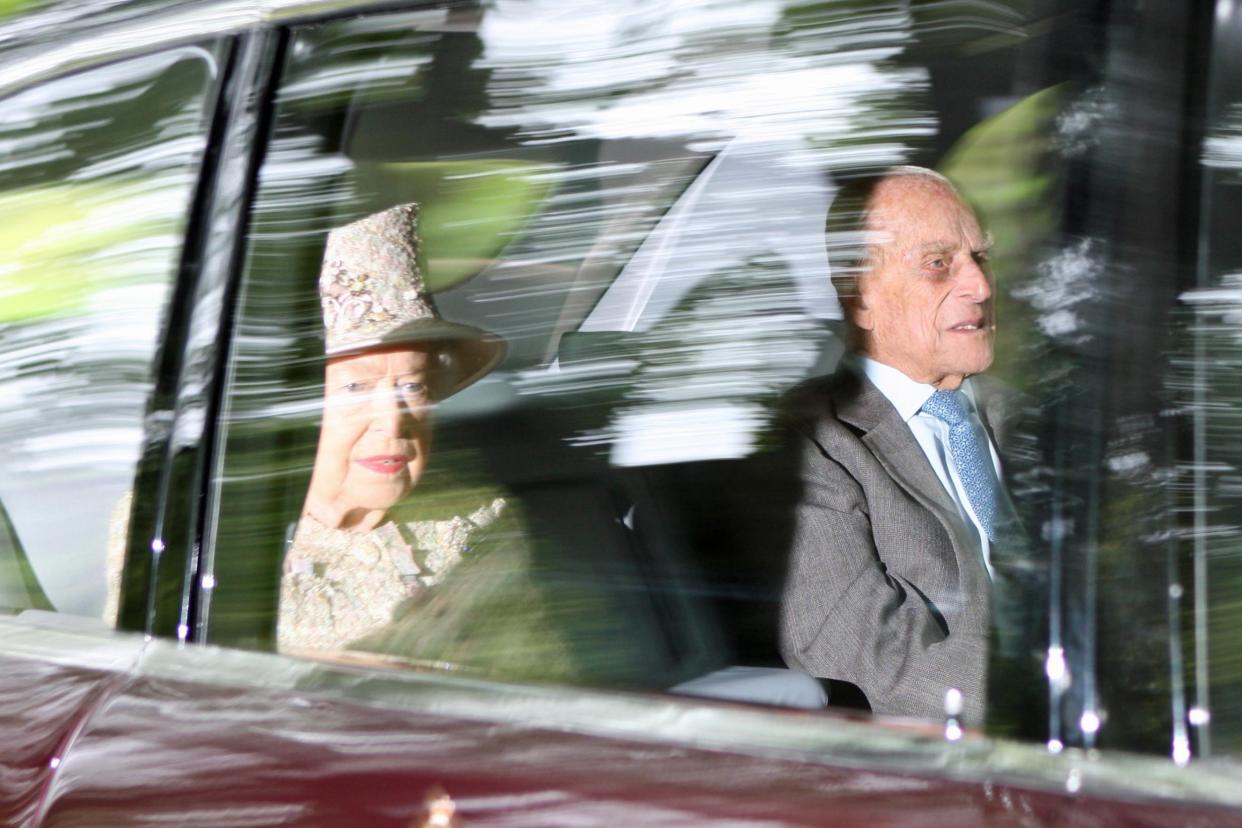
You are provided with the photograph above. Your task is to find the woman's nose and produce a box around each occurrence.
[369,384,412,436]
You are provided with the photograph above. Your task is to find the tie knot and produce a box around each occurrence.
[921,389,969,426]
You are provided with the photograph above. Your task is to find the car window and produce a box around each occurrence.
[201,0,1237,758]
[207,8,709,681]
[201,1,976,683]
[205,3,863,682]
[1184,0,1242,761]
[0,45,224,621]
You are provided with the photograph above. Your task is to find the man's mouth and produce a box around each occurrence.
[357,455,413,475]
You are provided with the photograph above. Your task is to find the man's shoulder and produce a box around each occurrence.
[779,364,877,434]
[783,366,856,415]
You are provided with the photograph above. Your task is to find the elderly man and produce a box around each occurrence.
[779,166,1026,726]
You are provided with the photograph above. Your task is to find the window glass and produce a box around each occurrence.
[1183,0,1242,758]
[208,2,896,680]
[0,46,223,620]
[207,0,1226,758]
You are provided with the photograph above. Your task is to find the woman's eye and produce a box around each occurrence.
[400,381,427,396]
[341,381,367,393]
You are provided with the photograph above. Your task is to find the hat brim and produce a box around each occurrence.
[325,318,507,400]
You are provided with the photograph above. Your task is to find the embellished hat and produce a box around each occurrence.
[319,203,506,399]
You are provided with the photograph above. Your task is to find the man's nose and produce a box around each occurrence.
[958,256,992,303]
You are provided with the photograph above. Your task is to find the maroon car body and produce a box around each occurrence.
[3,617,1240,827]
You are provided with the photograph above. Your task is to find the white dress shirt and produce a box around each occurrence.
[856,356,1002,576]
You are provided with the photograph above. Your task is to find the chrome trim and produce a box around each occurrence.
[130,639,1242,809]
[4,615,1240,809]
[0,0,442,98]
[0,615,145,673]
[127,633,1242,808]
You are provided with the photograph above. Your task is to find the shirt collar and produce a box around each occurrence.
[851,354,978,423]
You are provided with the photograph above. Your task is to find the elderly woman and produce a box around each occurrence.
[276,203,572,677]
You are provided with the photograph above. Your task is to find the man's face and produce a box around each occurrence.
[307,346,434,521]
[852,176,994,390]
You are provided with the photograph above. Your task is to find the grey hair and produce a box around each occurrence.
[824,165,957,304]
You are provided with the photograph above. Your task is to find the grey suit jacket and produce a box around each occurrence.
[778,366,1023,726]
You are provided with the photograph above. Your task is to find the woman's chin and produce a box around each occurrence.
[355,483,416,513]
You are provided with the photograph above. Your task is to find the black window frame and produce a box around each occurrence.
[111,27,290,642]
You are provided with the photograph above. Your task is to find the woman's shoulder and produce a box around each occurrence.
[388,495,506,585]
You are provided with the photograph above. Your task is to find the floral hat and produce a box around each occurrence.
[319,203,506,399]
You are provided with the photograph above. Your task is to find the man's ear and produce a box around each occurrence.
[852,303,873,332]
[847,279,874,332]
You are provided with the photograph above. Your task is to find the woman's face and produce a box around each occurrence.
[306,345,434,526]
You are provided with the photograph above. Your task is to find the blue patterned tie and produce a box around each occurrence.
[920,389,999,541]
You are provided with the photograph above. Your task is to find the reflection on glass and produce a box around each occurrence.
[211,0,1009,696]
[204,0,1240,762]
[0,47,218,618]
[1182,30,1242,754]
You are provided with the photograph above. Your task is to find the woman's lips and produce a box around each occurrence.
[356,455,412,475]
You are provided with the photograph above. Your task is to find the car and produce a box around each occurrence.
[2,0,1242,825]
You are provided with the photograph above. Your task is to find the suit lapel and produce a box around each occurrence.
[832,374,980,564]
